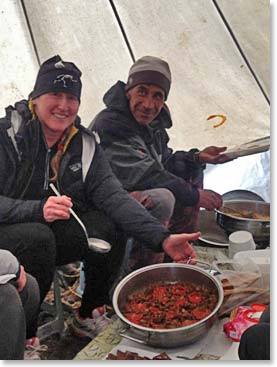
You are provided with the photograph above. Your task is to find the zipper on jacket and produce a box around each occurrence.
[19,164,35,199]
[44,148,51,190]
[153,129,163,163]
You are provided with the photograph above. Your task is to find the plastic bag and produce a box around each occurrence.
[213,258,270,317]
[223,303,267,341]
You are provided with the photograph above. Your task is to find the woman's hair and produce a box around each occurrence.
[49,129,70,182]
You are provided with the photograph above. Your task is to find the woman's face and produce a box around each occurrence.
[33,92,79,137]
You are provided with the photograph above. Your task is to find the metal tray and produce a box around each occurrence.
[198,210,229,247]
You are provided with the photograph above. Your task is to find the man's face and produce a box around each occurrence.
[126,84,165,126]
[33,92,79,136]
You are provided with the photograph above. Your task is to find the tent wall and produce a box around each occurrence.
[0,0,269,150]
[112,0,270,150]
[0,0,38,109]
[0,0,270,200]
[216,0,270,96]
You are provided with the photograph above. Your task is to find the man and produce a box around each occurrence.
[0,250,44,360]
[0,55,198,340]
[92,55,231,235]
[238,305,270,360]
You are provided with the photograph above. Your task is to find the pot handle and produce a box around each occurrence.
[119,328,147,345]
[187,258,221,276]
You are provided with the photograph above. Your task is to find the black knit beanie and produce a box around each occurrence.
[125,56,171,99]
[30,55,82,101]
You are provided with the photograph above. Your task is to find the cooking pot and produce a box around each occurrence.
[215,200,270,243]
[112,263,224,348]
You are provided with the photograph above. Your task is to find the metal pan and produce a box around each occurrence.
[112,263,224,348]
[215,200,270,243]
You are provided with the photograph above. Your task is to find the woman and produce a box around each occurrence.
[0,55,198,339]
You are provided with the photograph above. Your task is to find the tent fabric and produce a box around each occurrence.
[0,0,270,199]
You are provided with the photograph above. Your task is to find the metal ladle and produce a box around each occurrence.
[50,183,111,253]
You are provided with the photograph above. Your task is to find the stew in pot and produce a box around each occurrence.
[122,281,218,329]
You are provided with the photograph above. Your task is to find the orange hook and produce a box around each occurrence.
[207,114,227,128]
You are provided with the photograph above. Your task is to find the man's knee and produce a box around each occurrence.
[142,188,175,223]
[0,283,23,318]
[0,284,25,359]
[20,274,40,310]
[155,188,176,213]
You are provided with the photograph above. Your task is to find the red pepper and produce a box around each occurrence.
[192,307,211,320]
[160,297,170,304]
[172,285,187,296]
[166,310,176,320]
[153,287,166,298]
[131,303,147,312]
[175,299,186,308]
[125,313,143,324]
[188,292,202,304]
[149,306,159,313]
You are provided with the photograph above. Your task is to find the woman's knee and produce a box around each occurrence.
[28,223,56,244]
[25,223,56,254]
[14,223,56,270]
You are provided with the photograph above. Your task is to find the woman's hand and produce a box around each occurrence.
[162,232,200,263]
[43,195,73,222]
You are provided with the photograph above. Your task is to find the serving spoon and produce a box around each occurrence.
[49,183,111,253]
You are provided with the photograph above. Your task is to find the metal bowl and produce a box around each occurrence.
[215,200,270,243]
[112,263,224,348]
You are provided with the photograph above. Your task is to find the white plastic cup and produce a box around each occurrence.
[228,231,256,258]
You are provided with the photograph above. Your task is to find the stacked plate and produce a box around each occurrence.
[222,136,270,160]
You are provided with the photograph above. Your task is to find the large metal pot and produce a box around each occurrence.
[215,200,270,243]
[112,263,224,348]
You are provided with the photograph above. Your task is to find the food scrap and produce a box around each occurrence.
[207,114,227,128]
[106,350,172,360]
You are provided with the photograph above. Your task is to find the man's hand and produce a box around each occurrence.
[199,146,232,164]
[43,195,73,222]
[162,232,200,263]
[16,265,27,292]
[198,189,222,210]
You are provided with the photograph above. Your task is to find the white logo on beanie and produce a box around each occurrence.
[53,74,77,88]
[54,60,66,69]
